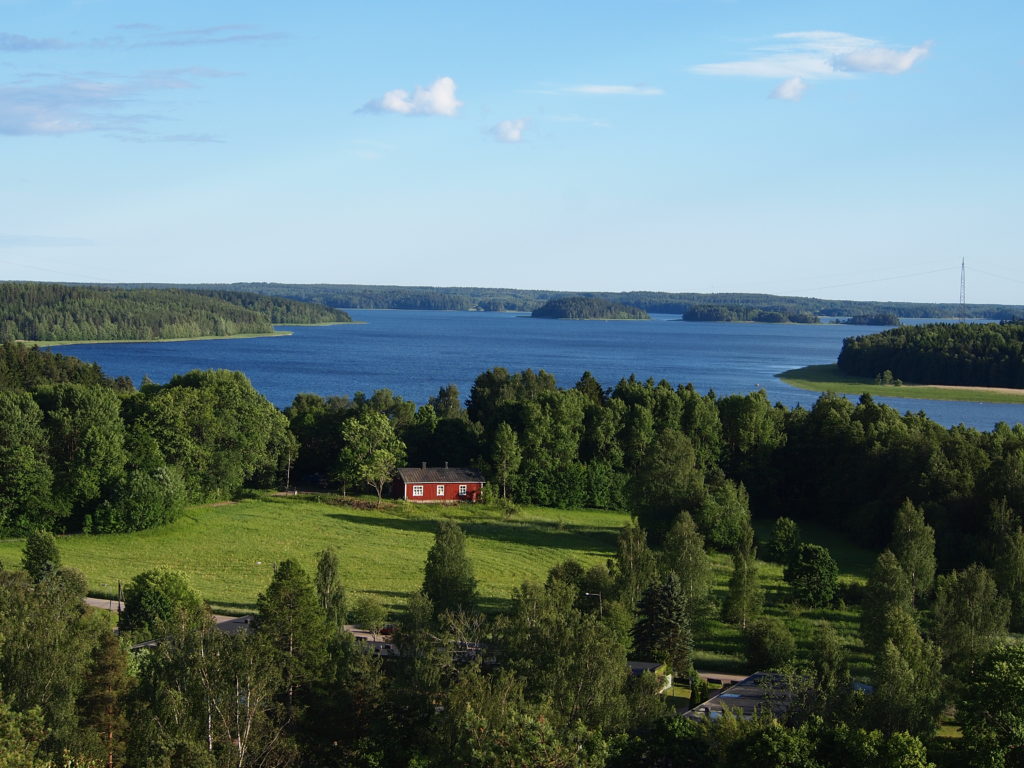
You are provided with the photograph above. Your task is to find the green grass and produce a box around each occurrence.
[0,496,626,616]
[777,364,1024,404]
[0,495,876,675]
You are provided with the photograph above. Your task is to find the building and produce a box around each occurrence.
[393,463,485,502]
[682,672,793,721]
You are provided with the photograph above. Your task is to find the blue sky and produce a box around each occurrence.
[1,0,1021,304]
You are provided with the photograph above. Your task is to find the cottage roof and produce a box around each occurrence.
[396,466,485,484]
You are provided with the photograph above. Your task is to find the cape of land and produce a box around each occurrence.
[838,321,1024,389]
[0,282,352,343]
[531,296,649,320]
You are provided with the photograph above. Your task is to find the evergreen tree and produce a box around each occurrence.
[255,559,330,708]
[632,573,693,673]
[77,629,129,768]
[22,529,61,583]
[658,511,713,634]
[422,520,478,615]
[784,543,839,608]
[314,547,347,633]
[722,530,762,629]
[890,499,936,602]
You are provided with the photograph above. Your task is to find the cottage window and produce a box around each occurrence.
[459,484,468,495]
[436,485,445,496]
[412,485,423,497]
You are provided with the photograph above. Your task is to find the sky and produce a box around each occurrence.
[0,0,1021,304]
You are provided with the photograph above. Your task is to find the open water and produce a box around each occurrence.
[55,310,1024,431]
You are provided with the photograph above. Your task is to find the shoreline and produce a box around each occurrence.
[777,364,1024,405]
[24,330,294,347]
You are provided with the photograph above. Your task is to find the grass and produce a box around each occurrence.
[777,364,1024,404]
[0,494,876,675]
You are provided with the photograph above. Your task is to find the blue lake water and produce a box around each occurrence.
[55,310,1024,431]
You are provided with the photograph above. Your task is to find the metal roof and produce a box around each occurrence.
[396,466,485,484]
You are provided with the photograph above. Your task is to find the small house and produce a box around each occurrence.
[394,463,485,503]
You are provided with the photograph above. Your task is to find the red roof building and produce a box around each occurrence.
[394,463,485,503]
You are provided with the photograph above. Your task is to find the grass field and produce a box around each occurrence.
[777,364,1024,404]
[0,494,876,675]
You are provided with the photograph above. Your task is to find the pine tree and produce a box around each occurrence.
[423,520,478,615]
[255,558,330,708]
[632,573,693,673]
[890,500,936,602]
[78,630,129,768]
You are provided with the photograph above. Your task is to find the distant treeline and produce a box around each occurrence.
[838,321,1024,388]
[682,304,819,324]
[104,282,1024,319]
[842,313,901,326]
[0,282,349,342]
[532,296,649,320]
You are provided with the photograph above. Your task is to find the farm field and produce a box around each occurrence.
[0,494,876,675]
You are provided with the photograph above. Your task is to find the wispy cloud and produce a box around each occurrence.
[0,234,93,247]
[0,69,229,138]
[693,31,930,99]
[490,118,526,143]
[771,77,806,101]
[359,77,462,117]
[564,84,663,95]
[0,32,71,52]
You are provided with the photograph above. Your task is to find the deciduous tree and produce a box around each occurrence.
[423,520,478,615]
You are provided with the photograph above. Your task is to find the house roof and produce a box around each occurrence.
[396,466,485,484]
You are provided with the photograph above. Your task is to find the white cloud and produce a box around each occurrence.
[490,119,526,143]
[693,31,929,97]
[565,84,663,95]
[771,77,807,101]
[360,76,462,117]
[833,43,931,74]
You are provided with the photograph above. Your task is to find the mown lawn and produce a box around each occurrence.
[0,494,875,675]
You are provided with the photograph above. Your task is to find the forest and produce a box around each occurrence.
[111,281,1024,319]
[1,346,1023,766]
[0,283,350,342]
[531,296,650,320]
[682,304,819,323]
[838,321,1024,388]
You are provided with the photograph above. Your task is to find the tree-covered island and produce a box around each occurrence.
[531,296,650,320]
[682,304,819,323]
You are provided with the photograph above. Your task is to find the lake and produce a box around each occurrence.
[56,310,1024,430]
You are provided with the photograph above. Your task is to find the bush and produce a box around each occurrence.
[764,517,800,564]
[784,543,839,607]
[744,618,796,670]
[22,529,61,582]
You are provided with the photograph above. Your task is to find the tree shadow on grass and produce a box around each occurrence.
[326,512,619,554]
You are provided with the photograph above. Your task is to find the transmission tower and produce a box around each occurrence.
[959,258,966,322]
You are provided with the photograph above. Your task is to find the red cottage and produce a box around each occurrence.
[394,463,485,503]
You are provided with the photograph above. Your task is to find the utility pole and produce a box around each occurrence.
[960,257,967,323]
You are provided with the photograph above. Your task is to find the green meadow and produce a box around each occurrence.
[778,363,1024,404]
[0,494,876,675]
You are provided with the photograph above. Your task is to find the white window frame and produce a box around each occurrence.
[436,484,445,496]
[459,484,468,495]
[412,485,423,497]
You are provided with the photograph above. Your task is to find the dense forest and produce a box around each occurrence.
[838,321,1024,388]
[682,304,819,323]
[2,346,1024,766]
[532,296,650,320]
[111,281,1024,319]
[0,283,350,342]
[842,313,901,326]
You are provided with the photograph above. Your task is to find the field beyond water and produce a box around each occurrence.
[777,363,1024,404]
[0,494,876,675]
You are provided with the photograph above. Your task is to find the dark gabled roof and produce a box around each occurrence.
[396,466,485,484]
